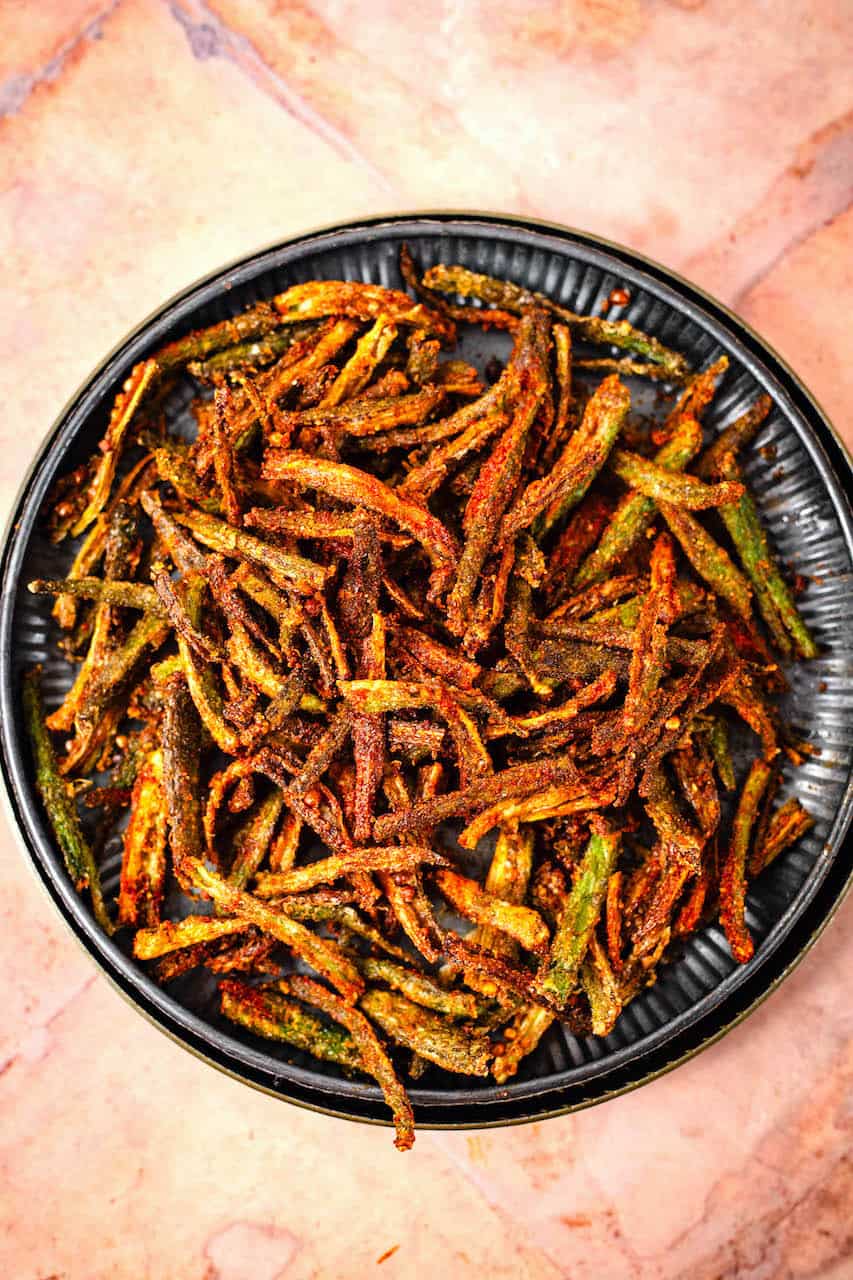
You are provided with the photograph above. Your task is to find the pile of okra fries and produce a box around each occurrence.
[25,247,816,1147]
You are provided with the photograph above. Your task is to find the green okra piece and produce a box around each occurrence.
[71,612,170,746]
[714,454,817,659]
[720,758,773,964]
[509,372,630,538]
[473,824,536,959]
[609,448,743,509]
[356,957,481,1020]
[573,415,703,587]
[587,578,706,629]
[187,324,313,380]
[422,264,690,379]
[749,796,814,875]
[580,935,623,1037]
[23,668,112,934]
[153,445,221,514]
[696,394,772,480]
[536,826,621,1007]
[219,979,362,1070]
[706,716,736,790]
[359,988,491,1076]
[29,576,162,613]
[657,500,753,621]
[161,673,203,878]
[155,301,287,373]
[228,790,285,892]
[491,1004,554,1084]
[187,858,364,1001]
[172,510,329,594]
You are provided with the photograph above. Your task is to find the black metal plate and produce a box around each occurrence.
[2,213,852,1129]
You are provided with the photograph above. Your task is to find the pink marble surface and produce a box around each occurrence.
[2,3,853,1276]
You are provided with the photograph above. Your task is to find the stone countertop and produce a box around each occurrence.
[1,3,852,1277]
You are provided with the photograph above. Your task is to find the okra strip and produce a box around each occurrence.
[134,915,249,959]
[187,858,363,1000]
[357,958,480,1019]
[187,325,310,380]
[118,747,167,928]
[447,311,550,632]
[160,672,203,878]
[720,759,773,963]
[373,752,579,840]
[220,979,362,1070]
[573,415,703,586]
[72,359,158,535]
[172,510,328,593]
[397,409,508,501]
[714,453,817,659]
[643,769,704,874]
[321,314,398,406]
[273,279,454,341]
[749,796,814,876]
[469,824,535,959]
[609,448,743,508]
[254,845,446,896]
[491,1005,555,1084]
[435,868,549,955]
[23,668,112,933]
[671,739,720,838]
[422,264,689,378]
[261,452,459,600]
[53,453,154,629]
[283,975,414,1150]
[696,394,772,480]
[63,612,170,773]
[29,577,161,612]
[457,777,615,848]
[270,387,445,445]
[536,825,621,1007]
[581,935,623,1037]
[359,987,491,1079]
[706,716,736,790]
[518,373,629,540]
[606,871,623,972]
[657,500,753,621]
[229,790,285,891]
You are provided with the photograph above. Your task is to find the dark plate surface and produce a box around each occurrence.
[3,213,853,1129]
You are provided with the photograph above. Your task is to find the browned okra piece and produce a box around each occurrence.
[284,974,415,1150]
[720,759,773,963]
[445,310,550,634]
[118,746,168,927]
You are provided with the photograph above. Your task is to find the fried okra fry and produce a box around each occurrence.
[285,975,415,1150]
[261,452,459,600]
[536,825,621,1008]
[573,414,704,586]
[422,264,689,378]
[220,979,362,1071]
[273,279,454,342]
[713,452,817,659]
[359,988,491,1078]
[434,868,550,955]
[720,759,773,963]
[24,668,112,934]
[118,747,168,927]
